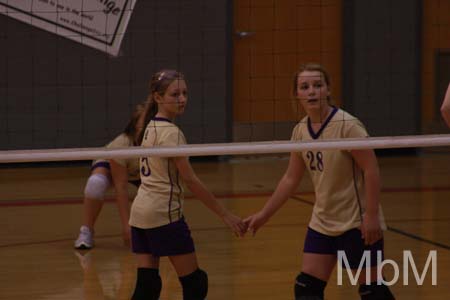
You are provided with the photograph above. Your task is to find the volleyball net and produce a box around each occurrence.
[0,1,449,157]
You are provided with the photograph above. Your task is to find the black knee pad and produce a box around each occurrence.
[359,283,395,300]
[179,268,208,300]
[131,268,162,300]
[294,272,327,300]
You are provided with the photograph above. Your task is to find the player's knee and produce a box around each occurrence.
[294,272,327,300]
[359,283,395,300]
[131,268,162,300]
[179,268,208,300]
[84,173,110,199]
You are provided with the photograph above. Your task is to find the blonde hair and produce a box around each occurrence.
[292,63,331,101]
[123,103,147,145]
[144,69,185,120]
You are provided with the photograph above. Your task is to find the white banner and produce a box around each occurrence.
[0,0,137,56]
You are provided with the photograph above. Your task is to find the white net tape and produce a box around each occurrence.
[0,134,449,163]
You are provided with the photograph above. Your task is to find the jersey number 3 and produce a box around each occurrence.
[306,151,324,171]
[141,157,151,177]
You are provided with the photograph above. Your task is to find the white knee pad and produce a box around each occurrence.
[84,173,111,200]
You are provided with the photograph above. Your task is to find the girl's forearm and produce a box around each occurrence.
[363,169,381,215]
[186,180,228,218]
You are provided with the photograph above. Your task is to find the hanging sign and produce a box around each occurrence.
[0,0,137,56]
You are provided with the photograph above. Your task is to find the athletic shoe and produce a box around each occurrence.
[74,225,94,249]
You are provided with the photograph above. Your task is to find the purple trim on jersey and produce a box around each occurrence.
[303,227,384,269]
[307,106,338,139]
[91,161,110,171]
[174,169,182,219]
[352,159,364,222]
[152,117,172,123]
[131,217,195,257]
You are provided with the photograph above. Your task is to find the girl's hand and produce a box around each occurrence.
[222,212,247,237]
[243,211,269,236]
[122,225,131,248]
[361,212,382,245]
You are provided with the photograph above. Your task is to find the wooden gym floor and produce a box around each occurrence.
[0,152,449,300]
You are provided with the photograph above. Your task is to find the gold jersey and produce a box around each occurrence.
[130,118,186,229]
[291,107,386,236]
[93,133,140,181]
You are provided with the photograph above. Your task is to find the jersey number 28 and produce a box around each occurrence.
[306,151,324,172]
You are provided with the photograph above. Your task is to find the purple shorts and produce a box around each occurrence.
[131,217,195,257]
[303,227,384,269]
[91,161,140,187]
[91,161,110,171]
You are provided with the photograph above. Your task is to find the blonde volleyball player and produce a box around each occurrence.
[129,70,245,300]
[74,102,151,249]
[441,82,450,127]
[244,63,395,300]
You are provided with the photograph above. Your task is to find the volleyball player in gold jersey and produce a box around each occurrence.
[129,70,245,300]
[245,63,395,300]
